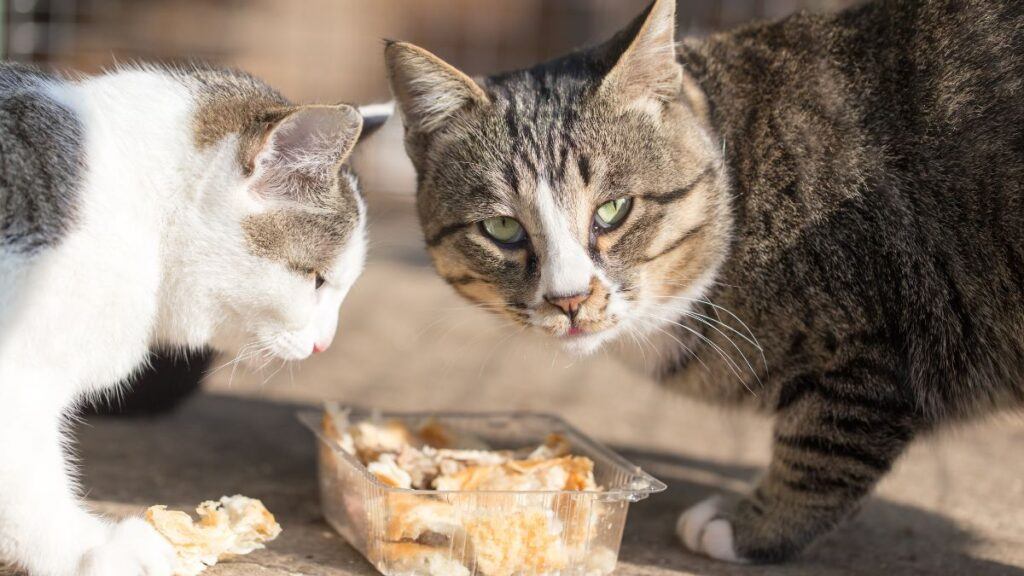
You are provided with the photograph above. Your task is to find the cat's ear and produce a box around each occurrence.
[252,104,363,180]
[598,0,683,109]
[385,41,489,135]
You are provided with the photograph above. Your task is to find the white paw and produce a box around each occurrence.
[78,518,177,576]
[676,496,747,563]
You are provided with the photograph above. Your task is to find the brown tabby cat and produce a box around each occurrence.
[384,0,1024,563]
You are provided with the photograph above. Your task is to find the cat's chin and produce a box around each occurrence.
[557,328,617,356]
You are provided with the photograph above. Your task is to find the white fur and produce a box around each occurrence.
[533,180,594,300]
[357,101,395,119]
[0,69,366,575]
[676,496,746,563]
[523,180,642,355]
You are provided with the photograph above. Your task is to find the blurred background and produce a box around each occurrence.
[1,0,862,194]
[3,3,1023,573]
[0,0,861,432]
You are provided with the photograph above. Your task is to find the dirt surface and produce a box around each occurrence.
[6,195,1021,576]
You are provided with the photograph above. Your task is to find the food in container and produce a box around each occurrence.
[301,405,665,576]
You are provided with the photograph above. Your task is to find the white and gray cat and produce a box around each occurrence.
[0,63,385,575]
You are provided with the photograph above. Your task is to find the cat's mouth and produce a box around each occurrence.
[528,317,621,355]
[556,324,620,355]
[527,297,628,354]
[564,326,587,337]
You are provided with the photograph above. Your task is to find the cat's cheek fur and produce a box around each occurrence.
[259,205,366,360]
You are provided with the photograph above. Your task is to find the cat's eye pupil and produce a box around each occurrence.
[594,197,632,230]
[315,273,325,290]
[481,216,525,246]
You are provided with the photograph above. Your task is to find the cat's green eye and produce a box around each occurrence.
[481,216,526,246]
[594,197,632,230]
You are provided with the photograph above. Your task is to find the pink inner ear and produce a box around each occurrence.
[274,109,345,154]
[256,106,362,177]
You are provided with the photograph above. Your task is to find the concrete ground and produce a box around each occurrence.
[9,195,1023,575]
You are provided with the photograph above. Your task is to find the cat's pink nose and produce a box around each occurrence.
[313,342,328,354]
[545,290,592,322]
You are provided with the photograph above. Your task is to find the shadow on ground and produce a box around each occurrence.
[617,448,1023,576]
[44,393,1018,576]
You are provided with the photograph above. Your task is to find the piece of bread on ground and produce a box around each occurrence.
[145,495,282,576]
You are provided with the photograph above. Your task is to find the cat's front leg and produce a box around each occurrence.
[678,367,916,562]
[0,392,175,575]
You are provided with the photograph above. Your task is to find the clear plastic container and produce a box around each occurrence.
[299,408,666,576]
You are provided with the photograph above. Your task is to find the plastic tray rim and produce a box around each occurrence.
[298,407,667,502]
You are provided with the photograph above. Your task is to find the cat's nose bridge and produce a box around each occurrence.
[538,232,594,299]
[532,179,594,298]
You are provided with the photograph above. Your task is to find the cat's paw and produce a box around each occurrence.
[676,495,747,563]
[78,518,176,576]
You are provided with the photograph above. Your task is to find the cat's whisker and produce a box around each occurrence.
[438,315,516,374]
[206,342,256,377]
[641,312,756,397]
[657,294,765,365]
[659,278,742,290]
[254,346,277,374]
[635,316,711,375]
[622,317,662,368]
[431,312,487,349]
[222,345,263,387]
[262,358,288,386]
[692,296,769,374]
[637,322,666,364]
[415,302,512,341]
[625,328,648,367]
[627,322,664,373]
[662,304,764,352]
[658,297,767,377]
[230,339,274,386]
[681,311,764,389]
[477,324,528,378]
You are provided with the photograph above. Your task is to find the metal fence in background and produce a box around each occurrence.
[2,0,863,103]
[1,0,863,195]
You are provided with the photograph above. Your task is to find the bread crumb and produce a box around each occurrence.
[145,495,282,576]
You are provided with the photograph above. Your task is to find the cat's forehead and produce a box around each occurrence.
[186,68,288,147]
[242,173,364,274]
[427,76,670,217]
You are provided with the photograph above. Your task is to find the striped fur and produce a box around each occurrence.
[387,0,1024,563]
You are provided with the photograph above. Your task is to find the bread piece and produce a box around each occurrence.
[367,453,414,489]
[464,508,568,576]
[385,494,467,546]
[145,495,282,576]
[523,433,572,461]
[434,456,597,492]
[375,542,470,576]
[417,420,490,450]
[383,496,569,576]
